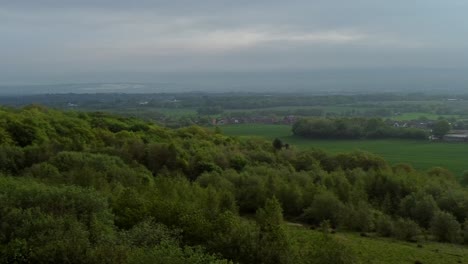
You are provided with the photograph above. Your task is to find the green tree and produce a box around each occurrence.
[461,171,468,186]
[375,213,394,237]
[302,191,344,227]
[341,202,375,232]
[399,193,438,228]
[463,220,468,244]
[209,211,258,264]
[272,138,283,150]
[0,177,115,264]
[430,211,461,243]
[432,120,451,138]
[255,197,292,264]
[393,218,421,241]
[305,221,358,264]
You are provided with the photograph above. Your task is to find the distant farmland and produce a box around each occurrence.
[219,124,468,176]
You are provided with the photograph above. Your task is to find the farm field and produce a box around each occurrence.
[219,124,468,176]
[290,227,468,264]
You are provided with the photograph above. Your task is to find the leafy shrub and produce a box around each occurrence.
[394,218,421,242]
[430,211,461,243]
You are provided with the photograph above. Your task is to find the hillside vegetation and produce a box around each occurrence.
[0,105,467,263]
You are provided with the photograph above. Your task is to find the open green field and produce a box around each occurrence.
[290,227,468,264]
[219,124,468,176]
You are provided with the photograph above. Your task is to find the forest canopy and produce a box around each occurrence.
[292,118,429,139]
[0,105,467,264]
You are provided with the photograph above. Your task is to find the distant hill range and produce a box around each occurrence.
[1,68,468,95]
[0,83,179,95]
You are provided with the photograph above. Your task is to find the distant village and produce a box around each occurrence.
[211,115,298,126]
[390,120,468,142]
[63,99,468,143]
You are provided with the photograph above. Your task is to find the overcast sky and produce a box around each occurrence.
[1,0,468,85]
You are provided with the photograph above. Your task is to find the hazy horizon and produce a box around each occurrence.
[2,1,468,92]
[1,68,467,95]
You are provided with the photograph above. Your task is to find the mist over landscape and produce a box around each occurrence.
[2,68,468,95]
[1,1,468,264]
[2,0,468,93]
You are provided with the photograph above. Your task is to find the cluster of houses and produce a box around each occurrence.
[389,120,434,129]
[390,120,468,142]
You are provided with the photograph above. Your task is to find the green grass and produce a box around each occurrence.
[220,124,468,176]
[290,227,468,264]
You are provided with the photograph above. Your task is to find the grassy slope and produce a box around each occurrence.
[219,124,468,176]
[290,227,468,264]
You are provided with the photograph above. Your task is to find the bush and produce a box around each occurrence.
[128,242,231,264]
[302,191,344,227]
[399,193,438,228]
[394,218,421,241]
[255,197,293,264]
[0,177,114,263]
[305,230,358,264]
[341,203,375,232]
[463,220,468,244]
[430,211,461,243]
[375,213,394,237]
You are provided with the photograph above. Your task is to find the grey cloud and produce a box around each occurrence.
[1,0,468,85]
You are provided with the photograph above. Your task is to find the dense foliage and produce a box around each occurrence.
[0,106,467,263]
[293,117,429,139]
